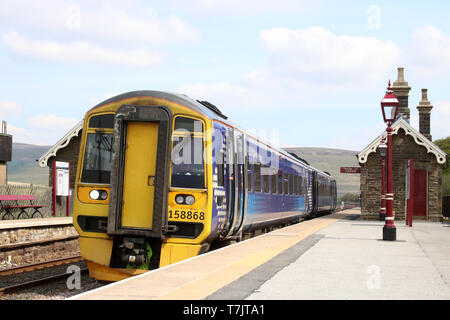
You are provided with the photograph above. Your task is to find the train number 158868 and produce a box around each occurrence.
[168,209,205,221]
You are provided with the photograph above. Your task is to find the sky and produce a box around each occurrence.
[1,0,450,151]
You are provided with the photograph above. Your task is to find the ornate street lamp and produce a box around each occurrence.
[379,138,387,221]
[381,80,399,241]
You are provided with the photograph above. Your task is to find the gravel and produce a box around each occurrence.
[0,261,108,300]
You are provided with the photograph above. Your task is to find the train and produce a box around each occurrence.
[72,90,337,281]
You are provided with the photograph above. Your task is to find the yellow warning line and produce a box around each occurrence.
[158,213,349,300]
[72,211,355,300]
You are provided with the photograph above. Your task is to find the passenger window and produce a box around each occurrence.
[254,163,261,192]
[247,164,253,192]
[278,172,283,194]
[271,173,277,194]
[263,165,270,193]
[284,173,289,195]
[294,175,298,195]
[298,176,303,195]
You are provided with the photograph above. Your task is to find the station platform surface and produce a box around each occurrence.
[71,209,450,300]
[0,217,73,230]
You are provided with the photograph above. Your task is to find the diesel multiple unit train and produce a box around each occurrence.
[73,91,337,281]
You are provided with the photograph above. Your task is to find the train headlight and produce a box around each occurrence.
[100,190,108,200]
[185,195,195,205]
[89,190,100,200]
[89,190,108,201]
[175,195,185,204]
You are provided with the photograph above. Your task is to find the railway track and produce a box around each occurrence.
[0,267,89,296]
[0,255,83,276]
[0,255,88,297]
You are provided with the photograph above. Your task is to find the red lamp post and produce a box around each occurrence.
[379,138,387,221]
[380,80,399,241]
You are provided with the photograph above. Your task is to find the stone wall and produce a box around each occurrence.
[0,224,79,267]
[360,128,443,222]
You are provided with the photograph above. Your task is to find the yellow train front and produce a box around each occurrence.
[73,90,337,282]
[73,91,217,281]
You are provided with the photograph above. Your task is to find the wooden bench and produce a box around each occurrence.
[0,195,45,220]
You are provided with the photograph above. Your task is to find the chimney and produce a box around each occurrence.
[417,88,433,141]
[392,67,411,122]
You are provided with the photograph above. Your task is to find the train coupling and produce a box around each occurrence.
[119,237,150,267]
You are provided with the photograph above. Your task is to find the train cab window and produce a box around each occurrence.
[81,131,113,184]
[88,114,114,129]
[284,173,289,195]
[263,165,270,193]
[254,163,261,192]
[171,117,205,189]
[271,173,277,194]
[81,114,115,184]
[174,117,203,132]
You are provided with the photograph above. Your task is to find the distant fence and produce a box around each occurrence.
[336,202,359,212]
[0,182,69,218]
[443,196,450,218]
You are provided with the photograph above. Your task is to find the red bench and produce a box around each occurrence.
[0,195,45,220]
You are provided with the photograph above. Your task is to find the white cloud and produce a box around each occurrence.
[258,27,400,85]
[406,25,450,78]
[0,101,21,120]
[179,27,401,113]
[3,114,81,145]
[27,114,79,131]
[0,1,199,46]
[0,1,198,66]
[429,101,450,140]
[2,29,161,66]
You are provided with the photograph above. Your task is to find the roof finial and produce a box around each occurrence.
[387,79,392,92]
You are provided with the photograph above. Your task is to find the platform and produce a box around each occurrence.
[70,209,450,300]
[0,217,73,230]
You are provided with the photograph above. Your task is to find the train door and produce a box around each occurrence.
[108,105,171,239]
[312,171,318,215]
[222,129,247,239]
[121,122,158,229]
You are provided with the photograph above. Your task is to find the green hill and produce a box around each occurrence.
[433,136,450,195]
[7,143,51,185]
[283,147,360,198]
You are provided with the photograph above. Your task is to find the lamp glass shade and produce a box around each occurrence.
[379,143,387,157]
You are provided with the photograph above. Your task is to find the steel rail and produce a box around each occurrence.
[0,255,83,276]
[0,267,88,296]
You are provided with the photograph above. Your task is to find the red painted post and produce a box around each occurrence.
[383,125,396,240]
[409,159,414,227]
[66,162,70,217]
[52,161,56,216]
[381,158,386,220]
[379,139,387,221]
[380,80,398,241]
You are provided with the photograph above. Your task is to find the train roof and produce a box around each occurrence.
[90,90,227,120]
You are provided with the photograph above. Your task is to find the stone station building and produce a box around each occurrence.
[38,121,83,191]
[358,67,446,222]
